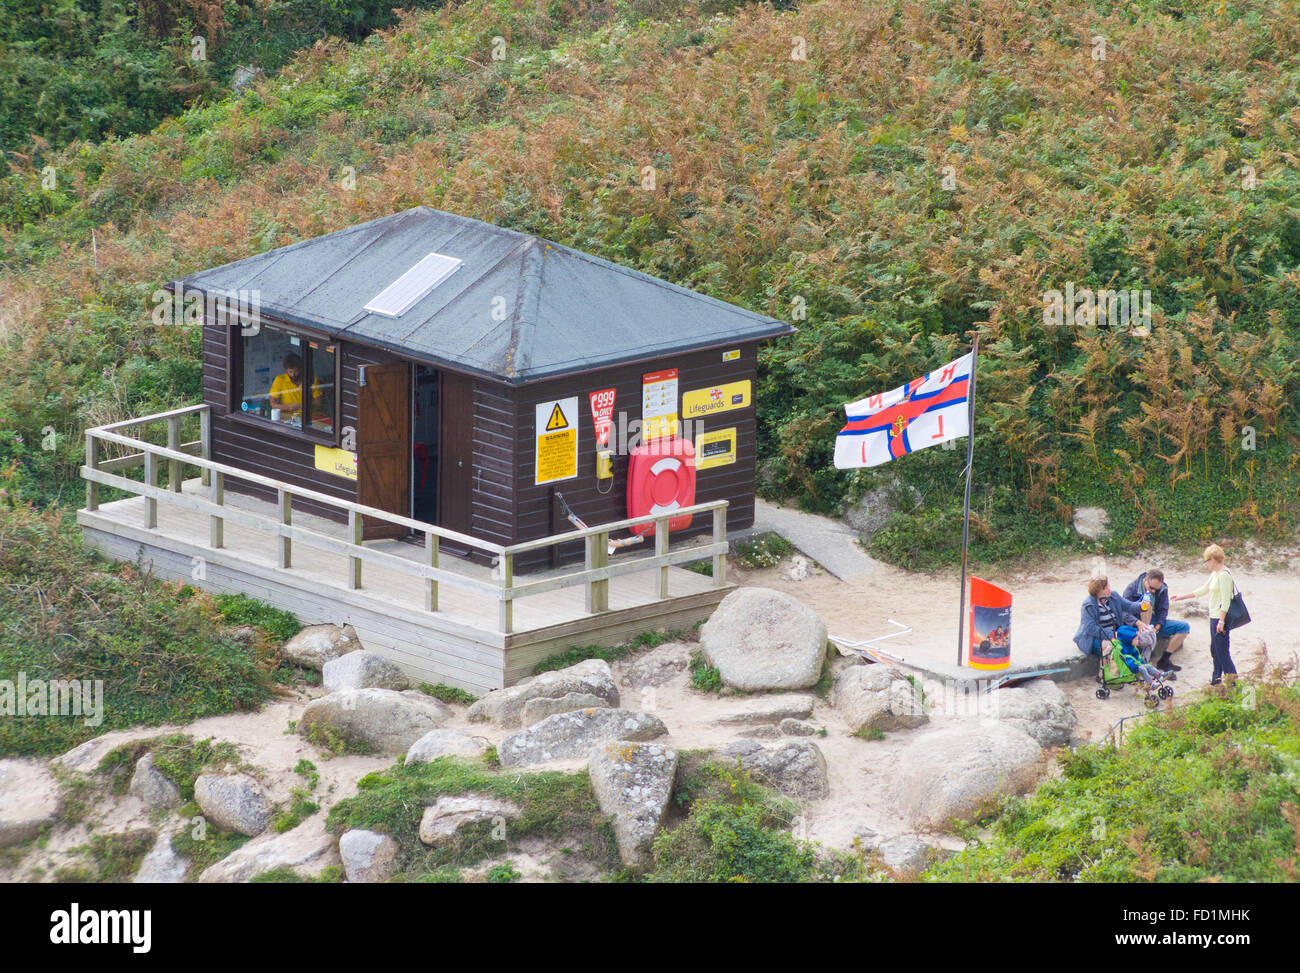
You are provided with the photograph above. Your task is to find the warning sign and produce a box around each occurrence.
[589,388,616,447]
[535,397,579,485]
[545,403,570,431]
[642,369,678,441]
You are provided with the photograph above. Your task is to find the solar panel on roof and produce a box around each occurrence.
[363,252,462,317]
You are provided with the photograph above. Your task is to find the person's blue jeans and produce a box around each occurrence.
[1159,619,1190,638]
[1209,620,1236,683]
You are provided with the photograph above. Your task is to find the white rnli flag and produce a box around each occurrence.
[833,353,973,468]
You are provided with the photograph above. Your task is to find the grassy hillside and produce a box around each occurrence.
[1,0,1298,566]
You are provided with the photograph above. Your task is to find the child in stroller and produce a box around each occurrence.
[1096,624,1175,708]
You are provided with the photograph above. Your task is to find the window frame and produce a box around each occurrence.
[225,317,342,448]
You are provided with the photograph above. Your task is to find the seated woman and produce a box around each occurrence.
[1073,576,1149,656]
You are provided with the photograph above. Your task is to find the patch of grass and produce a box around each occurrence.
[855,727,886,741]
[272,788,320,834]
[171,818,249,880]
[0,507,282,758]
[214,593,302,642]
[304,721,375,758]
[486,861,522,883]
[927,681,1300,882]
[101,735,242,802]
[325,756,620,880]
[294,758,319,789]
[481,745,501,771]
[533,628,686,675]
[683,559,714,577]
[417,682,479,706]
[733,532,794,569]
[83,831,154,882]
[689,652,723,694]
[649,758,817,883]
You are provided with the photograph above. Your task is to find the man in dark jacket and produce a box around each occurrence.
[1122,568,1190,676]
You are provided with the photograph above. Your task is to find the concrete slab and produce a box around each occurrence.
[751,499,885,582]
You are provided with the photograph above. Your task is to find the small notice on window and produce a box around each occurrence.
[642,369,678,441]
[536,397,579,485]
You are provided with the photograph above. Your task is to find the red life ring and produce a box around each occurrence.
[627,437,696,536]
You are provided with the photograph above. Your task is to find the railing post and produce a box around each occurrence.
[347,510,362,589]
[587,531,609,613]
[143,451,158,528]
[199,407,211,488]
[712,504,727,587]
[655,516,670,599]
[209,471,224,548]
[277,489,292,569]
[85,432,99,512]
[166,415,182,492]
[498,552,513,634]
[425,531,439,612]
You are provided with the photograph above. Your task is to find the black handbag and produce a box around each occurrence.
[1224,570,1251,631]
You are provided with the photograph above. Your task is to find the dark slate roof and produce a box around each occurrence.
[174,206,794,384]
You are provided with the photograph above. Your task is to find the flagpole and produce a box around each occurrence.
[956,333,980,667]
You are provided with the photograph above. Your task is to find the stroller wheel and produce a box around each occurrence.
[1143,695,1159,710]
[1159,686,1173,700]
[1096,688,1110,700]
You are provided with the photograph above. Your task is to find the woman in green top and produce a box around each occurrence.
[1171,543,1236,687]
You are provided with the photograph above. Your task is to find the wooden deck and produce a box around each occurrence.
[78,480,731,692]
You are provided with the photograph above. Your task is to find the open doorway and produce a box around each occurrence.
[412,365,439,524]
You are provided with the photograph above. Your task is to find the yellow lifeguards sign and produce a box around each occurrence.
[314,445,357,481]
[535,396,579,485]
[682,380,751,419]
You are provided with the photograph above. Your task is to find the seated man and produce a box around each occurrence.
[1122,568,1189,677]
[268,353,319,426]
[1073,576,1147,656]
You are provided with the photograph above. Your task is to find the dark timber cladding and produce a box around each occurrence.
[513,344,760,571]
[181,206,794,570]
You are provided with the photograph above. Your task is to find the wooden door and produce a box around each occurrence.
[438,370,474,540]
[357,362,410,541]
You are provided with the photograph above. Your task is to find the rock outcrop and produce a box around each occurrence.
[699,588,828,691]
[405,728,490,765]
[322,651,410,692]
[198,816,339,882]
[194,773,270,837]
[721,739,830,800]
[499,709,667,767]
[0,760,60,847]
[298,689,452,754]
[831,665,928,734]
[339,829,400,883]
[282,624,362,669]
[897,722,1045,830]
[587,742,679,869]
[129,753,181,810]
[467,660,619,728]
[986,679,1076,747]
[418,796,521,846]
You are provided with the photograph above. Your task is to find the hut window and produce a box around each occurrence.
[236,325,337,437]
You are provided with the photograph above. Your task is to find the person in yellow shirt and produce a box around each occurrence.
[1171,543,1237,688]
[268,353,320,425]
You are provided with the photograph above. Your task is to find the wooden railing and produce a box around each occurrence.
[81,405,729,634]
